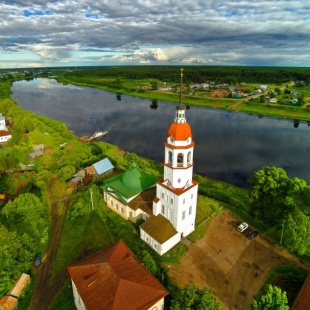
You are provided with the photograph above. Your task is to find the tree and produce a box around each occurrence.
[284,209,310,255]
[248,166,291,224]
[170,285,223,310]
[251,285,289,310]
[1,193,48,245]
[259,95,266,103]
[274,87,281,95]
[0,226,33,296]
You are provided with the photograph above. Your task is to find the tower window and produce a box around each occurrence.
[162,192,164,199]
[168,151,173,165]
[189,206,192,215]
[187,152,192,166]
[177,153,183,167]
[183,198,185,204]
[170,198,173,204]
[161,205,165,214]
[182,211,185,220]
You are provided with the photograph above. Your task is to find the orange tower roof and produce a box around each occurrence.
[167,122,192,141]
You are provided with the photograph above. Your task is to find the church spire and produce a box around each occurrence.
[174,68,186,124]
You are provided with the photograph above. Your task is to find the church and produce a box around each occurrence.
[103,69,199,255]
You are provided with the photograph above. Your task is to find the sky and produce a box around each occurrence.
[1,0,310,69]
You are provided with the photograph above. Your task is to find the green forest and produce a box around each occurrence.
[62,65,310,84]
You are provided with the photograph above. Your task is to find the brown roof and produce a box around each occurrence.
[67,240,168,310]
[140,214,178,244]
[128,187,156,215]
[0,130,11,137]
[291,272,310,310]
[7,273,30,298]
[0,295,18,310]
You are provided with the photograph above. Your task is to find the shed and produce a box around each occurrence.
[87,158,114,176]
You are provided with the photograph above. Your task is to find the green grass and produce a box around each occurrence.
[51,207,114,280]
[187,195,223,242]
[49,280,75,310]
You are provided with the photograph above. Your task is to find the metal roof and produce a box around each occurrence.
[93,158,114,175]
[104,165,157,200]
[67,240,168,310]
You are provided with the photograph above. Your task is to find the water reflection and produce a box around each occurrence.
[10,78,310,188]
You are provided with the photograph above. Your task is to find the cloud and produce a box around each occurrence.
[1,0,310,67]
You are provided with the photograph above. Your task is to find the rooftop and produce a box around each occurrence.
[67,240,168,310]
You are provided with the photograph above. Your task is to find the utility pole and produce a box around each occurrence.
[161,265,170,283]
[90,188,94,211]
[280,221,285,245]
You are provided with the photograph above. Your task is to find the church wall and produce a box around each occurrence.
[105,192,149,223]
[140,228,181,256]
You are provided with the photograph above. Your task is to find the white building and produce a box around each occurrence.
[0,113,11,143]
[0,113,5,130]
[140,71,199,255]
[67,240,168,310]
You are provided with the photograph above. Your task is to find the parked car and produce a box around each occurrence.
[237,222,248,232]
[34,254,41,267]
[248,231,259,239]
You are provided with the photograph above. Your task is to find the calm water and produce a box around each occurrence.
[11,78,310,187]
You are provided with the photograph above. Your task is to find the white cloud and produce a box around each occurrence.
[0,0,310,67]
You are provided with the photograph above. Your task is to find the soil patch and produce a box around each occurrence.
[168,210,310,310]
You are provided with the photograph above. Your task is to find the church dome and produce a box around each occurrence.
[121,163,143,189]
[167,122,192,141]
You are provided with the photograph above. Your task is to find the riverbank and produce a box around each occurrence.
[56,75,310,122]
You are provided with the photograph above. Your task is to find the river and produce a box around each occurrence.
[10,78,310,188]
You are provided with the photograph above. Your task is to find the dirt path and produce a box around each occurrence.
[168,210,310,310]
[29,197,70,310]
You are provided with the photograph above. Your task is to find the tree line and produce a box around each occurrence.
[64,66,310,84]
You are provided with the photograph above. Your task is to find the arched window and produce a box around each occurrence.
[168,151,173,165]
[187,152,192,166]
[177,153,183,167]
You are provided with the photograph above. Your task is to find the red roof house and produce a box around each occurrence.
[67,240,169,310]
[291,272,310,310]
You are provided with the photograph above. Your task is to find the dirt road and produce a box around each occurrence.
[168,210,310,310]
[29,198,70,310]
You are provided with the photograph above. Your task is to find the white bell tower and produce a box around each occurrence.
[153,68,199,237]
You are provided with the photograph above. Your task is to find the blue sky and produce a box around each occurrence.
[1,0,309,68]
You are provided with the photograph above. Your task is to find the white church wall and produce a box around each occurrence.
[140,228,181,256]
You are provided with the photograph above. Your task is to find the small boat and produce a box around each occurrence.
[91,130,108,139]
[79,130,108,142]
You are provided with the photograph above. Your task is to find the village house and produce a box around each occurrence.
[67,240,169,310]
[0,273,30,310]
[86,158,114,177]
[291,272,310,309]
[67,168,88,189]
[0,113,12,143]
[28,144,44,160]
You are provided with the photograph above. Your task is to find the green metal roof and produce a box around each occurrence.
[104,163,157,200]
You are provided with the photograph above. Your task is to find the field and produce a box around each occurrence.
[168,209,310,310]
